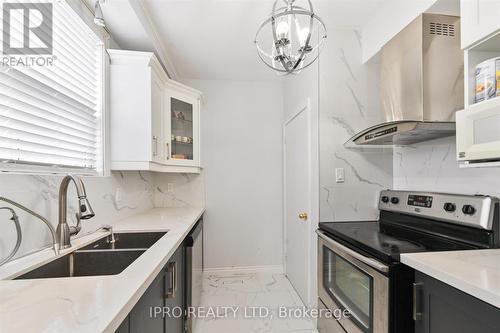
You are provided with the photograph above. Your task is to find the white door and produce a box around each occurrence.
[284,106,310,304]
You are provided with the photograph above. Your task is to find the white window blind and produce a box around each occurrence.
[0,0,104,175]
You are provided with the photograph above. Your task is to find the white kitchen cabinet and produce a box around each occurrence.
[461,0,500,49]
[109,50,202,173]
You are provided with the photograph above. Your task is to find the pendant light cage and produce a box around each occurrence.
[255,0,327,74]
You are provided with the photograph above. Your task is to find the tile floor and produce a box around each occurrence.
[193,271,319,333]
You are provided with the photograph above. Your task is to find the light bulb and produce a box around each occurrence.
[94,0,106,27]
[299,28,310,46]
[276,21,289,40]
[299,28,313,53]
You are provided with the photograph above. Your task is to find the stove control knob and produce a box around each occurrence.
[443,203,456,212]
[391,197,400,204]
[381,196,389,203]
[462,205,476,215]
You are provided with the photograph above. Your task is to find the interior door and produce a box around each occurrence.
[284,107,310,304]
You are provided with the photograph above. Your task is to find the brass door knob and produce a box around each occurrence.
[299,212,308,221]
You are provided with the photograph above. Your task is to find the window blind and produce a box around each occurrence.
[0,0,104,174]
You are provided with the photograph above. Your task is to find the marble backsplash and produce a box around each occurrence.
[319,28,393,222]
[394,136,500,198]
[0,171,204,261]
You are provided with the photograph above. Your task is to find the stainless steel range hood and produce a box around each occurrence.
[346,14,464,146]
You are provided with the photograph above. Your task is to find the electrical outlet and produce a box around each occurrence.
[167,183,174,193]
[335,168,345,183]
[115,187,123,202]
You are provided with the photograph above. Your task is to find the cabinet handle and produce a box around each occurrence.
[173,261,178,294]
[165,261,177,299]
[166,142,170,160]
[413,282,423,321]
[152,136,158,157]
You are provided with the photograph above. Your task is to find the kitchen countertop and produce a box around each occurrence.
[401,249,500,309]
[0,206,205,333]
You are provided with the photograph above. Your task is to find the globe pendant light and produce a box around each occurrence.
[255,0,327,74]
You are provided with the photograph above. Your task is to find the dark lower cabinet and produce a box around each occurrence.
[115,316,129,333]
[130,268,166,333]
[165,243,185,333]
[115,244,185,333]
[414,271,500,333]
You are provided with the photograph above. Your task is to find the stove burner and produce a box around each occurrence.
[375,233,427,254]
[381,238,424,249]
[380,238,426,253]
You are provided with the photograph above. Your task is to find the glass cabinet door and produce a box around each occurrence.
[169,97,194,161]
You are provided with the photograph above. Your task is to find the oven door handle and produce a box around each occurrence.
[316,230,389,273]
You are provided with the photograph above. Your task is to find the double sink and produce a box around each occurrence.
[15,232,167,280]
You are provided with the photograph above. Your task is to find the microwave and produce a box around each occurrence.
[456,101,500,166]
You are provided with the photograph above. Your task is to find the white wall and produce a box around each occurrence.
[183,79,284,270]
[319,29,393,222]
[283,28,394,225]
[0,172,204,261]
[394,136,500,197]
[154,173,205,208]
[280,27,394,306]
[361,0,437,62]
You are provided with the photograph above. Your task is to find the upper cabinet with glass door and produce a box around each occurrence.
[109,50,202,173]
[165,81,201,167]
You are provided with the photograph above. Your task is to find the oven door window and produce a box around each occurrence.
[323,245,373,332]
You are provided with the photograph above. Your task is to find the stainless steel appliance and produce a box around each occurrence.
[456,104,500,166]
[317,190,500,333]
[318,231,389,333]
[185,219,203,333]
[346,14,464,146]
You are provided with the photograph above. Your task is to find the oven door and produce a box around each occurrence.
[317,230,389,333]
[456,104,500,163]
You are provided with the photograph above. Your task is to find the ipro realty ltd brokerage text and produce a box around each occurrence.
[150,306,350,320]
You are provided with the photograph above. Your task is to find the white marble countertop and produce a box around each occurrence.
[0,206,205,333]
[401,249,500,309]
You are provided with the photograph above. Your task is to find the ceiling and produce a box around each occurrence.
[100,0,387,81]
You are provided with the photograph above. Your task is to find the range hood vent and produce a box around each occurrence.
[348,121,456,146]
[346,14,463,147]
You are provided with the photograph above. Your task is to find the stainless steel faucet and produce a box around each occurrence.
[57,175,95,249]
[97,224,116,244]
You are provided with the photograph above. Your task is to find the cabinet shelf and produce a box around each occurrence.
[172,117,193,123]
[172,141,193,145]
[466,94,500,110]
[465,29,500,106]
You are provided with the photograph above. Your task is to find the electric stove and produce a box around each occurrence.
[317,190,500,333]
